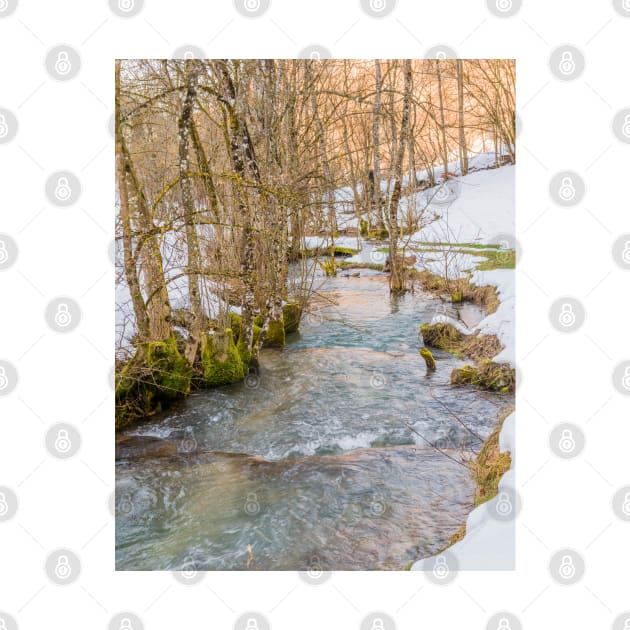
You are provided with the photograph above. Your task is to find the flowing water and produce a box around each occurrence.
[116,266,509,571]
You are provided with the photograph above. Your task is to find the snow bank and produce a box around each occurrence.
[411,164,514,245]
[470,268,515,366]
[411,162,515,572]
[411,411,515,572]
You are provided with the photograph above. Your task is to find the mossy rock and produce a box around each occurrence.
[265,318,286,347]
[201,328,246,386]
[451,361,515,393]
[419,347,436,371]
[450,364,477,386]
[115,334,192,430]
[230,312,242,339]
[282,302,301,334]
[420,322,464,351]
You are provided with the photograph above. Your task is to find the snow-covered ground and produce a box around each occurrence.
[408,160,515,572]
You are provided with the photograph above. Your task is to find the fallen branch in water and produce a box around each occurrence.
[402,421,468,468]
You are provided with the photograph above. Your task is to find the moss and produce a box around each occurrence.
[265,318,286,347]
[359,219,368,236]
[368,228,389,240]
[434,406,513,555]
[230,312,242,339]
[337,261,384,272]
[450,364,477,386]
[282,302,301,334]
[419,347,436,371]
[420,322,463,351]
[470,407,513,506]
[451,361,515,393]
[237,335,253,366]
[411,269,500,315]
[201,328,246,386]
[451,293,462,303]
[115,334,192,430]
[320,259,337,276]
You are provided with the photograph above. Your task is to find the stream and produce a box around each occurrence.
[115,266,510,570]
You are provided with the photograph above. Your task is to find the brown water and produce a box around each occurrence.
[116,270,509,570]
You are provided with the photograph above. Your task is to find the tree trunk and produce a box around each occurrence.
[115,60,149,347]
[178,59,204,364]
[372,59,383,233]
[456,59,468,176]
[436,59,449,178]
[388,60,412,294]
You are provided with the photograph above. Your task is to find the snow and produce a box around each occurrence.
[410,162,514,245]
[470,268,515,366]
[410,160,516,572]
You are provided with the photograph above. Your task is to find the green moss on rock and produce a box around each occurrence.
[419,347,436,371]
[265,318,286,347]
[201,328,246,386]
[282,302,301,334]
[451,361,515,393]
[420,322,464,351]
[115,334,192,430]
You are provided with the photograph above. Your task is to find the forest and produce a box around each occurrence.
[115,58,515,428]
